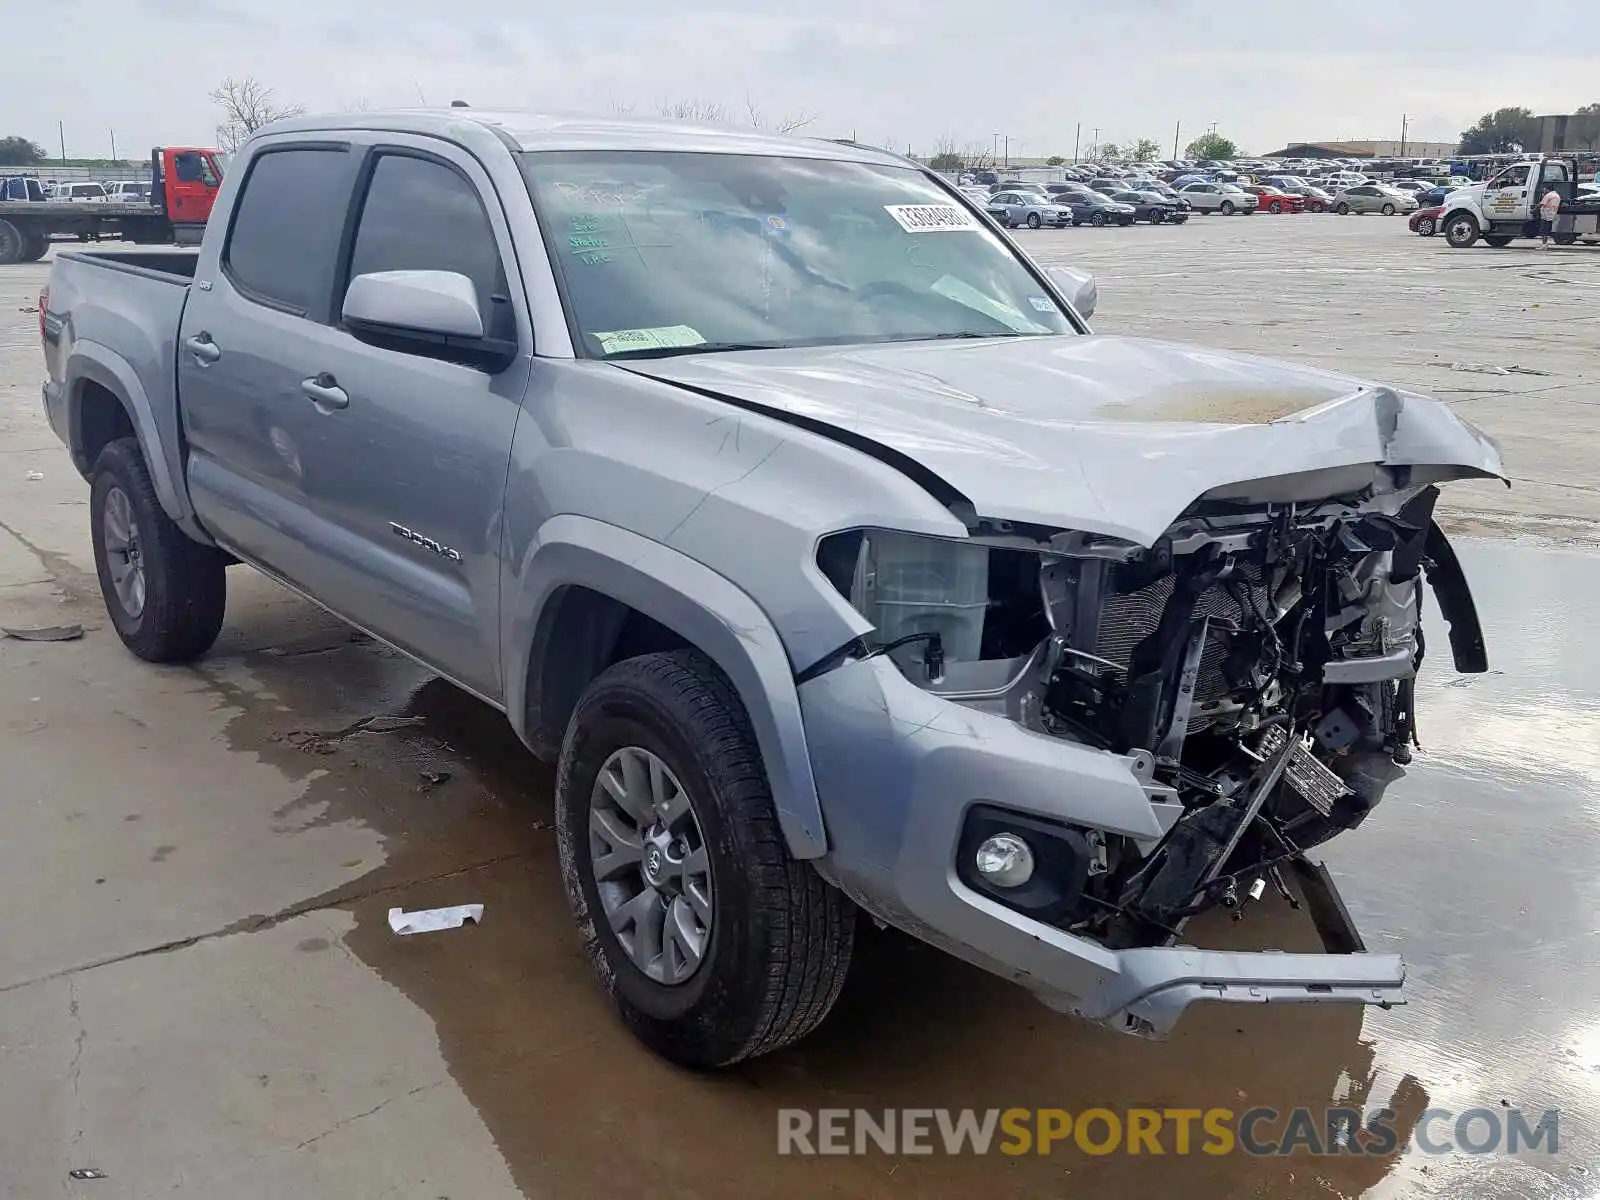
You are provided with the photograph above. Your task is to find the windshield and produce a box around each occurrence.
[520,151,1074,358]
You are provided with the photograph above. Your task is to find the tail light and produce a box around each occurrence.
[38,287,48,342]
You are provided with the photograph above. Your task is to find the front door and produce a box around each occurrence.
[1482,163,1534,224]
[287,139,531,700]
[164,149,222,226]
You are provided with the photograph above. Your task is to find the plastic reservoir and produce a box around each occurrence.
[861,533,989,666]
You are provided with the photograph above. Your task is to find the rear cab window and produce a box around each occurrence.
[222,145,358,318]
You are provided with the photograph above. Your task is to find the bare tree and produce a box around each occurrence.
[610,98,638,116]
[745,97,816,134]
[658,97,732,123]
[211,76,305,152]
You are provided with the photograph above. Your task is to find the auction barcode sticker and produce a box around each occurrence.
[883,204,979,233]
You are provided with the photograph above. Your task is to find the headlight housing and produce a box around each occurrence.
[818,530,990,670]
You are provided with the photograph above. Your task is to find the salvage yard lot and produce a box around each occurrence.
[1,219,1597,1199]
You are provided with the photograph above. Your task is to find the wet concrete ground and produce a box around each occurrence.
[2,221,1599,1198]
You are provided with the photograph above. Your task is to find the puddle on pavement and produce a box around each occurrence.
[197,541,1600,1199]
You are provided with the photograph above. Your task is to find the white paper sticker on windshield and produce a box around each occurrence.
[594,325,707,354]
[883,204,979,233]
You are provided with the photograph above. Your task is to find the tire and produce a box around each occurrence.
[1268,200,1282,213]
[556,649,855,1069]
[1149,211,1164,224]
[1445,212,1480,247]
[1118,216,1134,226]
[1219,201,1235,215]
[1483,235,1513,248]
[1554,232,1578,246]
[1416,217,1436,237]
[1381,203,1396,216]
[0,219,26,265]
[1090,211,1106,226]
[1335,202,1351,215]
[1026,212,1042,229]
[89,438,227,663]
[21,232,49,262]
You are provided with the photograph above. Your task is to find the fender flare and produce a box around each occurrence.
[65,341,195,528]
[503,514,829,859]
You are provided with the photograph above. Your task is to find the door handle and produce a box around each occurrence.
[185,333,221,365]
[301,374,349,411]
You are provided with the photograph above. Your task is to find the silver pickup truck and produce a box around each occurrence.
[39,109,1503,1069]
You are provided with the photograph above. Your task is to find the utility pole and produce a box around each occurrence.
[1073,123,1081,163]
[1004,134,1010,167]
[1400,113,1409,156]
[1174,120,1181,160]
[58,121,67,164]
[993,132,1001,165]
[1092,127,1100,159]
[110,128,117,161]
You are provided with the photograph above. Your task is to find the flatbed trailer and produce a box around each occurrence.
[0,146,224,264]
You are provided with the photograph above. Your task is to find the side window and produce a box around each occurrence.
[225,147,355,316]
[173,154,204,183]
[344,153,514,343]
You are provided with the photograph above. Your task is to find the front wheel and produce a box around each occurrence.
[1149,210,1164,224]
[557,650,855,1069]
[1268,200,1282,213]
[1444,212,1480,247]
[1090,211,1106,226]
[0,219,27,265]
[1219,201,1235,215]
[90,438,227,662]
[1381,203,1396,216]
[1335,202,1351,215]
[1416,217,1436,237]
[1026,212,1042,229]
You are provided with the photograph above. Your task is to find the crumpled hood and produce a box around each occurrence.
[625,334,1505,545]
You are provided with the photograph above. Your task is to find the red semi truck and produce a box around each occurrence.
[0,146,225,263]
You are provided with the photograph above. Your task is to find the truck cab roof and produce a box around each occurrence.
[258,108,906,166]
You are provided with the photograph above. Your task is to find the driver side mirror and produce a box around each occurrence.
[342,269,515,370]
[1046,265,1097,320]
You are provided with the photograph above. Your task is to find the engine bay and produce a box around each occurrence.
[818,481,1487,951]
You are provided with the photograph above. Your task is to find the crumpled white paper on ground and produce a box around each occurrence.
[388,904,484,935]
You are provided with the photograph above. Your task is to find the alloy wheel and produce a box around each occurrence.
[102,485,146,619]
[589,745,713,985]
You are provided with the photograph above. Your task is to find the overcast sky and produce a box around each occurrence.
[7,0,1598,162]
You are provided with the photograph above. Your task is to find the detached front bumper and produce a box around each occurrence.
[798,656,1405,1036]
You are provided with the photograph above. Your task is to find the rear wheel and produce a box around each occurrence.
[557,650,855,1069]
[1554,232,1578,246]
[1444,212,1480,247]
[0,219,27,265]
[1483,235,1513,247]
[21,232,49,262]
[90,438,227,662]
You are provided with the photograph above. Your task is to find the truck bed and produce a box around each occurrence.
[0,200,160,220]
[63,249,201,280]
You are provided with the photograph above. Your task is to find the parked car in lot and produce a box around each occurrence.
[1177,181,1258,214]
[1410,205,1443,236]
[1060,190,1137,225]
[1332,184,1419,215]
[986,190,1074,228]
[50,182,110,203]
[40,108,1504,1070]
[1108,189,1189,223]
[1241,184,1303,214]
[1263,177,1333,211]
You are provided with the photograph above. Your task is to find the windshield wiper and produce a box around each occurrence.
[604,341,783,360]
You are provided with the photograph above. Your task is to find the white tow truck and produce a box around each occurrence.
[1441,155,1600,248]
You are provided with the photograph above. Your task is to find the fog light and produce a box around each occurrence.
[974,833,1035,888]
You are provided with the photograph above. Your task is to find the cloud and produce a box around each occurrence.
[9,0,1599,158]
